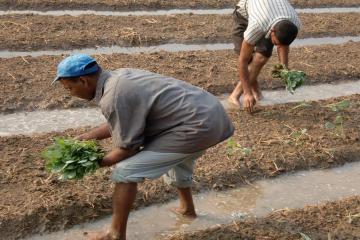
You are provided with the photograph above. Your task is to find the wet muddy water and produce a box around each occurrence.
[1,80,359,136]
[0,36,359,58]
[26,161,360,240]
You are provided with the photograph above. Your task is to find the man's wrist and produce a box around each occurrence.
[243,88,253,95]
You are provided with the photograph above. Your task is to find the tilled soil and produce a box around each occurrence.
[1,95,360,240]
[1,42,359,113]
[0,13,359,51]
[0,0,359,11]
[165,196,360,240]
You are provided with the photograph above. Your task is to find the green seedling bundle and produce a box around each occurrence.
[272,64,306,94]
[42,138,104,180]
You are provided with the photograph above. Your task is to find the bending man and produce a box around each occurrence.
[52,54,234,240]
[229,0,301,112]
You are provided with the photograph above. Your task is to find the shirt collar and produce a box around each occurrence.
[94,70,111,104]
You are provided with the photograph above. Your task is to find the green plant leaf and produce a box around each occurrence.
[325,122,336,129]
[335,115,344,125]
[337,100,350,110]
[242,148,252,155]
[327,100,350,112]
[290,128,307,140]
[63,170,77,180]
[272,66,306,94]
[41,138,104,181]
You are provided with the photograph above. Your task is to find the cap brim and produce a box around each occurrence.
[51,64,99,85]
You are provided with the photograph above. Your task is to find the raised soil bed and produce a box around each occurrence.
[1,94,359,239]
[0,13,359,51]
[0,0,359,11]
[1,42,359,113]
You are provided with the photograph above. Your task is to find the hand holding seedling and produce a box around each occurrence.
[75,123,112,141]
[42,138,104,180]
[74,133,90,141]
[272,64,306,94]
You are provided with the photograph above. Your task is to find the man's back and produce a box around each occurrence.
[98,68,234,154]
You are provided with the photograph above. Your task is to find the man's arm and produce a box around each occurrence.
[76,122,111,140]
[100,147,139,167]
[238,40,256,113]
[277,45,289,68]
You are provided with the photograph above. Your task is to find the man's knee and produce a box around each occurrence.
[163,173,193,188]
[111,162,144,183]
[253,53,269,66]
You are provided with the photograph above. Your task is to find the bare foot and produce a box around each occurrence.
[252,88,263,101]
[84,230,121,240]
[228,95,241,109]
[170,207,197,218]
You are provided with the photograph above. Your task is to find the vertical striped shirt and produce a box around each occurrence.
[236,0,301,45]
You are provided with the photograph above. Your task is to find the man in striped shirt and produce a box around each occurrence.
[229,0,301,112]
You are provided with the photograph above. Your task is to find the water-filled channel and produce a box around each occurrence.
[0,36,359,58]
[26,161,360,240]
[1,80,359,136]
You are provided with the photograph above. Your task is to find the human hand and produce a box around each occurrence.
[250,81,263,102]
[74,133,91,141]
[243,92,256,113]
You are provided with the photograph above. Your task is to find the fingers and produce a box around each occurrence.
[247,102,254,113]
[244,98,255,113]
[245,100,250,113]
[74,135,83,141]
[74,134,87,141]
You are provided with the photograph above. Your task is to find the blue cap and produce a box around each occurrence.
[52,54,99,84]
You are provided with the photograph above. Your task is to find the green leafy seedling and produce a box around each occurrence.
[324,100,350,137]
[42,137,105,180]
[324,122,336,130]
[327,100,350,112]
[226,138,252,156]
[290,128,307,141]
[335,115,344,125]
[272,64,306,94]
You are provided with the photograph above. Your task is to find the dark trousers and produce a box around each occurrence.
[232,8,274,58]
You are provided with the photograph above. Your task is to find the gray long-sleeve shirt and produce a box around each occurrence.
[95,68,234,153]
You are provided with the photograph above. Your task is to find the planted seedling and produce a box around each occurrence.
[290,101,312,110]
[290,128,308,141]
[272,64,306,94]
[326,100,350,112]
[226,138,252,157]
[325,115,345,137]
[287,128,308,146]
[324,100,350,138]
[42,137,105,180]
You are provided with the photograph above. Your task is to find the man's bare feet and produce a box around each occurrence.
[84,230,122,240]
[252,89,263,101]
[228,94,241,108]
[170,207,197,218]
